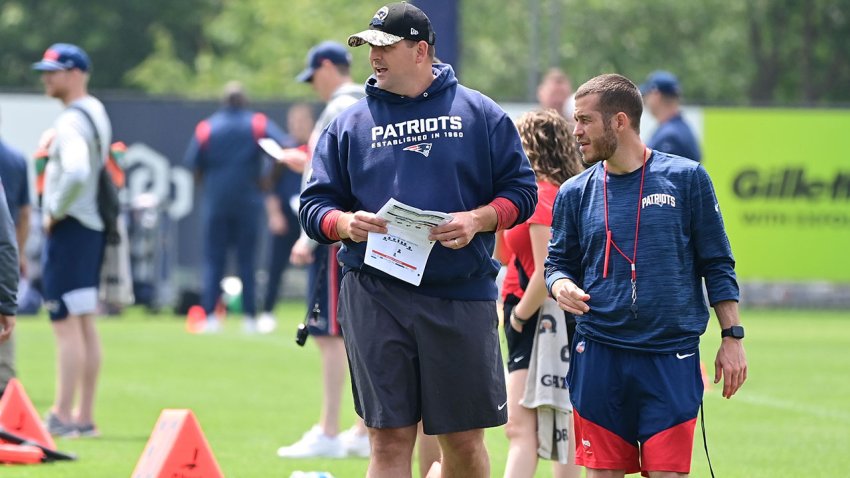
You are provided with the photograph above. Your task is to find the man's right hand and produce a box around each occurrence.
[0,315,15,343]
[551,278,591,315]
[337,211,387,242]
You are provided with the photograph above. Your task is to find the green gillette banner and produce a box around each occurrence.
[703,109,850,282]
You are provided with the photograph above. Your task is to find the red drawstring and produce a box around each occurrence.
[602,148,649,280]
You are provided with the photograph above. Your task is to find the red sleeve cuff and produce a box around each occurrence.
[320,210,343,241]
[489,197,519,231]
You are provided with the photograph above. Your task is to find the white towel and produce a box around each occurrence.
[520,297,573,464]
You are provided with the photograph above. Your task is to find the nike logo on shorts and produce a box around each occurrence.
[676,352,696,359]
[498,401,508,411]
[513,355,525,363]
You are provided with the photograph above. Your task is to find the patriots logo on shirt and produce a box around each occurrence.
[403,143,432,157]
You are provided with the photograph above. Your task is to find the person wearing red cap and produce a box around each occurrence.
[32,42,110,438]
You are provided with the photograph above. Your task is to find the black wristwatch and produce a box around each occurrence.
[510,309,530,326]
[721,325,745,339]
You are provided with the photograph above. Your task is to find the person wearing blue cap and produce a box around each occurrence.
[32,42,110,438]
[640,71,702,162]
[276,40,370,460]
[184,81,292,334]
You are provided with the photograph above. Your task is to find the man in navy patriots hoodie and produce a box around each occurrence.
[545,74,747,477]
[300,3,537,476]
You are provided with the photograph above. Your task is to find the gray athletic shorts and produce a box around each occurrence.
[339,271,508,435]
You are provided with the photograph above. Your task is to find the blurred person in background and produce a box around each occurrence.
[257,103,315,334]
[276,41,370,460]
[0,178,18,346]
[640,71,701,162]
[0,107,29,396]
[546,73,746,477]
[537,68,574,120]
[502,109,583,478]
[184,81,292,334]
[32,43,109,438]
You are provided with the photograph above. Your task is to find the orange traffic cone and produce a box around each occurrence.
[0,443,44,464]
[0,379,55,450]
[185,305,207,334]
[131,409,224,478]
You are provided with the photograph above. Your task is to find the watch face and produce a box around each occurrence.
[724,325,745,338]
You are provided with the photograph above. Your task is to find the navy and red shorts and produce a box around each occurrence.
[568,331,703,475]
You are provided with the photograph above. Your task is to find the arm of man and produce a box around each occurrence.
[46,115,91,224]
[0,181,19,342]
[427,107,538,248]
[300,128,376,244]
[689,165,746,398]
[545,189,589,315]
[265,195,287,236]
[16,205,29,275]
[184,120,208,184]
[712,300,747,399]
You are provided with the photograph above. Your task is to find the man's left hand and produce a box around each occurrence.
[430,211,481,249]
[714,338,748,399]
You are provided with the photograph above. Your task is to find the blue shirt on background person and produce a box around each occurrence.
[0,140,30,224]
[183,81,293,329]
[641,70,702,162]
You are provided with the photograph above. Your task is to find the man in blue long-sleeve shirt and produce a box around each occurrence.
[545,74,747,477]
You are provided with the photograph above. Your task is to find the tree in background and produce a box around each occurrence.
[0,0,218,91]
[1,0,849,106]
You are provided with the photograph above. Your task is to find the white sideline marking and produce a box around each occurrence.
[727,392,850,424]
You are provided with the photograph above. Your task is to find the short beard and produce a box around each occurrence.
[581,117,618,164]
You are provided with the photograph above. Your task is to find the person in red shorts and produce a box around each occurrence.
[546,74,748,477]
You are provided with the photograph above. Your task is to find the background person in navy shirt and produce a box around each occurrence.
[641,71,702,162]
[184,81,292,333]
[257,103,313,334]
[0,109,27,395]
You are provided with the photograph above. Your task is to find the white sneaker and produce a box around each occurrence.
[257,312,277,334]
[277,426,346,459]
[242,316,257,334]
[202,317,221,334]
[339,426,370,458]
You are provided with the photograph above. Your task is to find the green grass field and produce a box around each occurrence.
[2,304,849,477]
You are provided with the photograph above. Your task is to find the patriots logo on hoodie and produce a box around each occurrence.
[403,143,432,157]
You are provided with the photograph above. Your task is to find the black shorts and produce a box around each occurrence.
[338,271,508,435]
[503,294,576,373]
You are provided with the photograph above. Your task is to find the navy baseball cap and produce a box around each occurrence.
[296,41,352,83]
[640,71,681,97]
[32,43,91,72]
[348,2,436,48]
